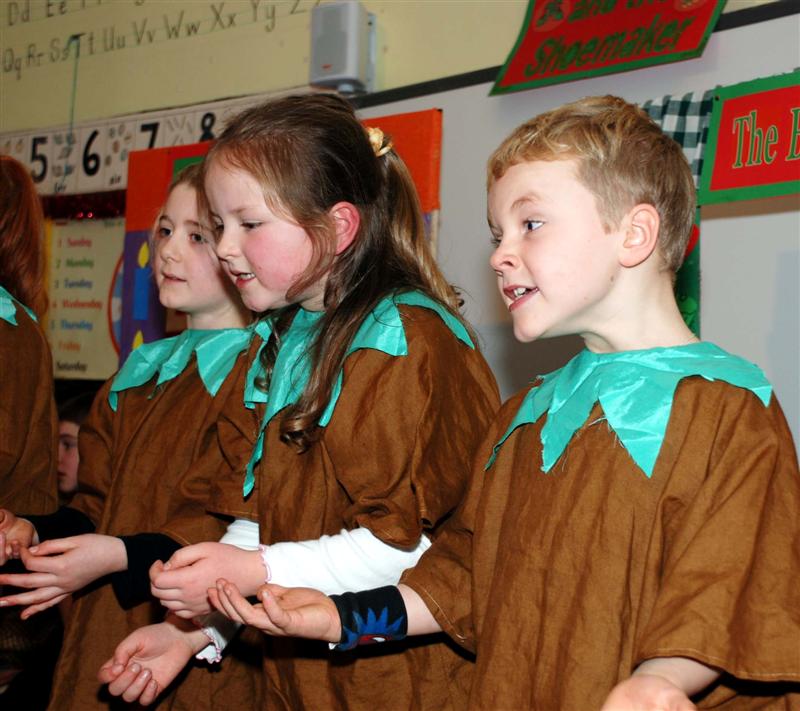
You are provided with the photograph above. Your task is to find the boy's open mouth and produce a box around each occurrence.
[504,285,537,300]
[503,285,539,311]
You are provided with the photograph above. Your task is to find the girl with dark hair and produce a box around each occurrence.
[100,93,499,710]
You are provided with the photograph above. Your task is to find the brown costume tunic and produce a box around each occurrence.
[403,378,800,710]
[210,305,500,711]
[0,304,58,515]
[47,353,263,711]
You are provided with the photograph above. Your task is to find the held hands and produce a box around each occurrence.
[150,542,265,618]
[600,674,695,711]
[97,615,207,706]
[0,510,37,566]
[600,658,719,711]
[0,534,127,618]
[209,579,341,643]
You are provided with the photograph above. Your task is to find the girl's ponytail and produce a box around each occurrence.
[209,94,472,451]
[378,147,462,313]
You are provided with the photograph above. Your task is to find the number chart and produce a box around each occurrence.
[1,93,261,196]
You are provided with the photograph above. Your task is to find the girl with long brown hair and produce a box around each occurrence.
[99,93,499,709]
[0,155,58,517]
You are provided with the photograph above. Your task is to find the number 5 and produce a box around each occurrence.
[30,136,48,183]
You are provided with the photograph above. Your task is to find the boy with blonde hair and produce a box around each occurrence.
[106,96,800,710]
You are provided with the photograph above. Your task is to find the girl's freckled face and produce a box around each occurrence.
[206,163,323,312]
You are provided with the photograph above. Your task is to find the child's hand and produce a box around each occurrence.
[0,510,36,565]
[97,616,204,706]
[601,657,718,710]
[0,534,127,618]
[209,579,342,643]
[600,675,696,711]
[150,542,265,618]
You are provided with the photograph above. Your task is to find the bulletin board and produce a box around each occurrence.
[361,109,442,246]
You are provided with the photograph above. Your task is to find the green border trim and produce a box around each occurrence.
[491,0,538,97]
[491,0,726,96]
[172,154,206,178]
[698,69,800,205]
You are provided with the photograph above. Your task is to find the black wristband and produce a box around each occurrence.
[111,533,181,608]
[330,586,408,651]
[24,506,95,542]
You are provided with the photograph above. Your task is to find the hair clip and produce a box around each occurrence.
[366,126,393,158]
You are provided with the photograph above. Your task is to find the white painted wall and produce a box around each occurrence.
[359,15,800,445]
[701,196,800,441]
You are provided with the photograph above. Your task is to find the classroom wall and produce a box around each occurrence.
[358,14,800,443]
[2,2,797,442]
[0,0,776,132]
[701,195,800,439]
[0,0,528,132]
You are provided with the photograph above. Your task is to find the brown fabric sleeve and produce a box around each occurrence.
[0,313,58,515]
[68,379,116,526]
[323,308,499,549]
[158,434,239,545]
[204,365,262,522]
[401,393,525,654]
[636,389,800,682]
[160,353,260,544]
[205,398,261,521]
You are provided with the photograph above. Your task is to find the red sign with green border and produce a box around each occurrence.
[492,0,725,95]
[699,71,800,204]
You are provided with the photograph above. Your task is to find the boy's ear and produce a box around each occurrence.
[329,202,360,255]
[619,204,660,268]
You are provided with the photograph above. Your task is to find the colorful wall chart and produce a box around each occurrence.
[1,94,259,197]
[47,217,125,379]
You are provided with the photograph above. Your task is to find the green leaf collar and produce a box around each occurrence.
[241,291,473,496]
[486,343,772,478]
[108,327,253,411]
[0,285,37,325]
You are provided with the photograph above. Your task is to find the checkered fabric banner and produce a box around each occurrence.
[641,88,712,337]
[642,89,715,185]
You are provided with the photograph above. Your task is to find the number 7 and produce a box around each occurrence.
[140,122,159,149]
